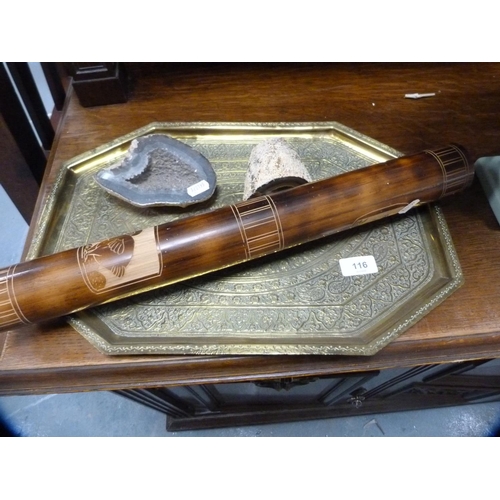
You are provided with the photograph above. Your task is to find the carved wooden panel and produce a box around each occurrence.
[117,358,500,431]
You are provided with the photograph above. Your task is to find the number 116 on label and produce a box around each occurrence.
[339,255,379,277]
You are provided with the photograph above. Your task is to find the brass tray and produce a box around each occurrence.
[27,122,464,356]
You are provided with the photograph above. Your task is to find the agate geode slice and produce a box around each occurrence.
[95,134,217,207]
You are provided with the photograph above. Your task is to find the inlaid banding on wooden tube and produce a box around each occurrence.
[0,145,474,333]
[0,266,29,326]
[425,145,473,197]
[231,196,284,259]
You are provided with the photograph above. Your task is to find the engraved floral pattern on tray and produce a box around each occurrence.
[53,133,436,345]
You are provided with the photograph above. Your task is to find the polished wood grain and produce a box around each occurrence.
[1,62,500,395]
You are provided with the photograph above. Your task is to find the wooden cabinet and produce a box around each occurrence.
[118,359,500,430]
[1,63,500,430]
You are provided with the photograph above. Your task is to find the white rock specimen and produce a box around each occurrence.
[243,138,312,200]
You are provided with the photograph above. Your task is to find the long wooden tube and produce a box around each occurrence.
[0,145,473,332]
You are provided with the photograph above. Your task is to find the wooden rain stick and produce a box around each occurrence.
[0,145,474,331]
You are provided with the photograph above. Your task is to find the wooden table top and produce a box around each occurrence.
[1,63,500,395]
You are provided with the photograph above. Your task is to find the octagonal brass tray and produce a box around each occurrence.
[27,122,463,355]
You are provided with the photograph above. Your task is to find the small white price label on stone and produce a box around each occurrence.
[339,255,379,276]
[187,180,210,197]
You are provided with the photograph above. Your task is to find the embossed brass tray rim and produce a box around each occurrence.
[26,122,464,356]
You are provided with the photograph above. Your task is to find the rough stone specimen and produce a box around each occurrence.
[243,138,313,200]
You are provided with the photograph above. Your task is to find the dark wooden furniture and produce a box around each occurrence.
[0,63,66,222]
[0,63,66,184]
[64,63,128,108]
[1,63,500,431]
